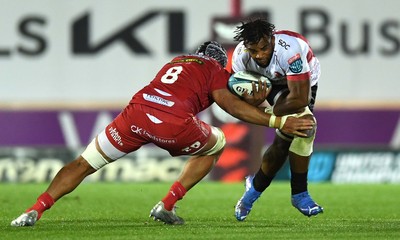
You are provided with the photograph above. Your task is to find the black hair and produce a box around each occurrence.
[233,19,275,45]
[195,41,228,68]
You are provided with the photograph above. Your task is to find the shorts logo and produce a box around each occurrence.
[288,54,303,73]
[181,141,201,153]
[131,125,143,134]
[131,124,176,144]
[108,127,123,146]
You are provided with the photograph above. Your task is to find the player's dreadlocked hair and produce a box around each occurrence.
[234,19,275,45]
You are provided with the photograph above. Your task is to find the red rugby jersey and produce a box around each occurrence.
[131,55,230,118]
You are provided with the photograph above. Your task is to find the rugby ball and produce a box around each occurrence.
[228,71,271,97]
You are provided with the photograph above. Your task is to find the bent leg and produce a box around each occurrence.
[162,126,225,205]
[260,135,291,178]
[252,132,291,192]
[11,134,119,227]
[288,124,323,217]
[150,126,225,225]
[46,156,97,201]
[235,132,291,221]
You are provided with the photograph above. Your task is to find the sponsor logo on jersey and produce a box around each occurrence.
[288,53,303,73]
[109,127,124,146]
[278,39,290,50]
[143,93,175,107]
[288,53,301,64]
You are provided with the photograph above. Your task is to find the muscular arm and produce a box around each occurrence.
[212,88,314,136]
[212,88,270,126]
[273,79,311,116]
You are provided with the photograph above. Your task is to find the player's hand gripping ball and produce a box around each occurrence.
[228,71,271,97]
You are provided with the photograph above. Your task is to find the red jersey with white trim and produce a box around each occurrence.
[130,55,231,118]
[231,30,320,87]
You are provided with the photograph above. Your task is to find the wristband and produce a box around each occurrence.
[268,115,276,128]
[268,115,282,128]
[269,114,293,129]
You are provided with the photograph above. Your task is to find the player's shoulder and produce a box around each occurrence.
[232,41,249,58]
[232,41,251,69]
[274,31,311,61]
[275,30,310,50]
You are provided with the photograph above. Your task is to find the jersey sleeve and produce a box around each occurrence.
[209,67,231,92]
[231,42,250,73]
[284,40,312,81]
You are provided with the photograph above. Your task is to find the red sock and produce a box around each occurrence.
[26,192,55,220]
[161,181,187,211]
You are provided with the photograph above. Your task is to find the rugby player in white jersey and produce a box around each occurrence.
[232,19,323,221]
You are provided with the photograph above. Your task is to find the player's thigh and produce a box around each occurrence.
[273,130,292,149]
[162,118,225,156]
[98,108,149,161]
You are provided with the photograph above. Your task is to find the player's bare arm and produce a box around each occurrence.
[212,88,313,137]
[273,79,311,116]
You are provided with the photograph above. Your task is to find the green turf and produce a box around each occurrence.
[1,182,399,239]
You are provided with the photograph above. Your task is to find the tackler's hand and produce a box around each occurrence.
[279,115,316,138]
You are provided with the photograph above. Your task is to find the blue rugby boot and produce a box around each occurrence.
[234,175,262,221]
[291,191,323,217]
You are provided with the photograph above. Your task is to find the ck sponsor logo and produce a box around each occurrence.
[109,127,123,146]
[131,124,176,144]
[131,125,143,134]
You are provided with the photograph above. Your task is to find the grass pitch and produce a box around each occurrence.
[1,182,399,240]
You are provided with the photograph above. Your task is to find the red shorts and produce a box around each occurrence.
[104,104,212,156]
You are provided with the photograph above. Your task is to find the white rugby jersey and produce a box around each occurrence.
[231,30,320,87]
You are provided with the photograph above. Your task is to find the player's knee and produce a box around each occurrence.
[74,156,98,174]
[286,106,317,156]
[275,129,294,143]
[81,138,110,170]
[200,127,226,156]
[298,108,317,138]
[289,131,316,157]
